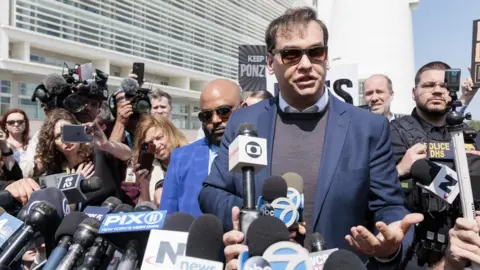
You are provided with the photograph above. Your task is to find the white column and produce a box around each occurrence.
[0,0,10,25]
[11,42,30,61]
[169,76,189,90]
[10,80,19,109]
[0,29,9,60]
[328,0,417,114]
[92,59,110,74]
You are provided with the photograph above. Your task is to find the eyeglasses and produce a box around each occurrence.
[416,82,448,92]
[271,46,328,66]
[6,120,25,126]
[198,106,233,123]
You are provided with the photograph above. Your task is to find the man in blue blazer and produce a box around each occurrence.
[160,79,242,218]
[198,7,423,266]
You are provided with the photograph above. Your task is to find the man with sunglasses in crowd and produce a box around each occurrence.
[199,7,423,269]
[160,78,242,217]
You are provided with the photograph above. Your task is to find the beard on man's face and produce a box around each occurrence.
[416,100,449,118]
[202,123,224,147]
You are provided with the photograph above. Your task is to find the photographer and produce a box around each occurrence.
[390,61,480,268]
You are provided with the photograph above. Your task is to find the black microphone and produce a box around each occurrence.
[43,212,89,269]
[0,201,59,267]
[56,217,101,270]
[134,201,156,212]
[311,232,326,252]
[282,172,304,222]
[116,202,162,270]
[163,212,195,232]
[258,175,287,216]
[0,190,20,213]
[101,196,122,212]
[323,249,367,270]
[57,174,102,203]
[245,216,290,257]
[229,123,267,241]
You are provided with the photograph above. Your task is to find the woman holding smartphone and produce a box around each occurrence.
[33,108,119,205]
[131,114,188,207]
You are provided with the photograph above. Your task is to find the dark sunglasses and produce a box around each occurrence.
[271,45,328,66]
[6,120,25,126]
[198,106,233,123]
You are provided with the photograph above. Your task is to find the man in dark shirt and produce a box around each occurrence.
[390,61,480,269]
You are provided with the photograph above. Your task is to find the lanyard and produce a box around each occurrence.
[125,130,134,149]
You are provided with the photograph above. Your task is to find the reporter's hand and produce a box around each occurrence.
[84,121,108,148]
[72,162,95,179]
[460,67,478,106]
[397,143,427,176]
[115,92,133,124]
[445,213,480,269]
[224,206,248,270]
[5,178,40,205]
[289,222,306,242]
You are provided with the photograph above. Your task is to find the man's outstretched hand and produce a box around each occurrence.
[345,213,424,258]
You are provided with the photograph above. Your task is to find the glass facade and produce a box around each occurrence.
[19,83,45,120]
[14,0,292,79]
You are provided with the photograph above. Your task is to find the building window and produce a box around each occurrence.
[18,83,45,120]
[1,81,11,94]
[0,97,10,115]
[358,80,367,106]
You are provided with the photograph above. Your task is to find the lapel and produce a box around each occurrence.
[255,98,278,192]
[194,138,210,180]
[313,95,350,228]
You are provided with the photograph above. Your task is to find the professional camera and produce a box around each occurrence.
[109,77,151,117]
[63,68,109,114]
[31,73,72,110]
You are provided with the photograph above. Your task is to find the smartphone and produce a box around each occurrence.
[132,62,145,86]
[61,124,93,143]
[138,142,155,172]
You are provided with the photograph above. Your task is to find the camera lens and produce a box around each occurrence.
[136,99,151,115]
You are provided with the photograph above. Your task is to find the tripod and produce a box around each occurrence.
[446,70,480,269]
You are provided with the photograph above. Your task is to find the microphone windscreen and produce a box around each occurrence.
[101,196,122,211]
[246,215,290,257]
[236,123,258,137]
[24,187,69,219]
[43,73,68,95]
[185,214,224,261]
[162,212,195,232]
[54,212,89,242]
[73,217,101,246]
[28,201,58,227]
[262,175,288,202]
[134,201,156,212]
[82,176,103,192]
[323,249,366,270]
[113,204,133,213]
[311,232,326,251]
[120,77,139,94]
[410,159,441,186]
[282,172,304,193]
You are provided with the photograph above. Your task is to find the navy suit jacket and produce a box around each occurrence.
[160,138,210,218]
[198,94,413,263]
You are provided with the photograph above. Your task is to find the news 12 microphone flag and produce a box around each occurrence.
[472,19,480,88]
[238,45,268,92]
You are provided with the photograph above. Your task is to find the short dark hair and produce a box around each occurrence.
[248,90,273,100]
[265,7,329,53]
[149,88,172,106]
[414,61,452,86]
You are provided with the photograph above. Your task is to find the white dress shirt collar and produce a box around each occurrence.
[278,87,329,113]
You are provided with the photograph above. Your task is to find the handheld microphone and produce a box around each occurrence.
[282,172,304,222]
[43,212,89,270]
[239,215,291,269]
[38,172,68,188]
[175,214,224,270]
[257,175,288,216]
[57,174,102,203]
[101,196,123,212]
[0,201,59,266]
[0,208,24,251]
[309,233,339,269]
[229,123,267,241]
[0,190,20,213]
[57,217,101,270]
[83,196,121,221]
[262,241,312,269]
[142,212,195,269]
[323,249,367,270]
[411,159,460,204]
[116,203,163,270]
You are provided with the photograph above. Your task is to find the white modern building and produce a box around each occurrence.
[0,0,300,138]
[317,0,419,114]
